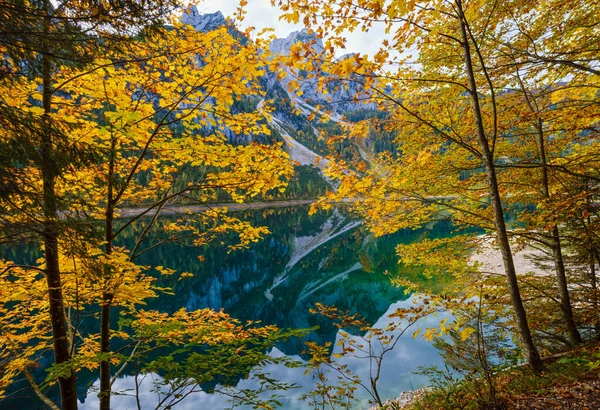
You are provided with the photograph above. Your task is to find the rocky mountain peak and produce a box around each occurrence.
[181,6,226,32]
[269,28,324,56]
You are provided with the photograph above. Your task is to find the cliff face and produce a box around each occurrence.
[268,28,374,113]
[179,9,378,153]
[181,6,227,32]
[269,28,325,56]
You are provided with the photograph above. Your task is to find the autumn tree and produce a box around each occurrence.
[492,0,600,343]
[0,1,184,407]
[273,0,600,372]
[61,19,292,409]
[1,2,295,409]
[273,0,552,371]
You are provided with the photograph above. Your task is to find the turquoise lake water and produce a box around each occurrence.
[1,206,455,409]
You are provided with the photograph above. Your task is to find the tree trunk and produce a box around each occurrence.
[589,246,600,337]
[99,239,113,410]
[536,120,582,344]
[99,136,116,410]
[99,294,112,410]
[41,1,78,408]
[549,226,582,344]
[456,0,543,373]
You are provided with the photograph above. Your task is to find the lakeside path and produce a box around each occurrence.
[118,199,316,218]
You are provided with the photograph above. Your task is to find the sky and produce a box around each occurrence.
[200,0,388,56]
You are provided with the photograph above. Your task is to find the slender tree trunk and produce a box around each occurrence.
[586,191,600,337]
[99,136,116,410]
[587,207,600,337]
[99,289,112,410]
[535,120,582,344]
[514,63,581,344]
[589,246,600,337]
[41,2,78,408]
[456,0,543,373]
[549,226,582,344]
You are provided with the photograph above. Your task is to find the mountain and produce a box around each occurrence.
[179,9,394,195]
[268,28,374,113]
[181,6,227,32]
[269,28,324,56]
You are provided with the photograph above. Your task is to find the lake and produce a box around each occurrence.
[1,205,454,409]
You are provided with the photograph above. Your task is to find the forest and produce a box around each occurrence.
[1,0,599,409]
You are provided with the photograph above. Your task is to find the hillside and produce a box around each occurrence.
[180,6,394,201]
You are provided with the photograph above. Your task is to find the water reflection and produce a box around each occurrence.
[80,296,449,410]
[1,206,455,409]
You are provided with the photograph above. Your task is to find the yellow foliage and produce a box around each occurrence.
[0,12,294,397]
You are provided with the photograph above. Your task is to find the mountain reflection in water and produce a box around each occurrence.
[1,206,454,409]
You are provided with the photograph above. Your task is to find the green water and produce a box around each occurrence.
[1,206,455,409]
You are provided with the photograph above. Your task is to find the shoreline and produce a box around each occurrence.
[118,199,317,218]
[469,235,549,277]
[371,240,549,410]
